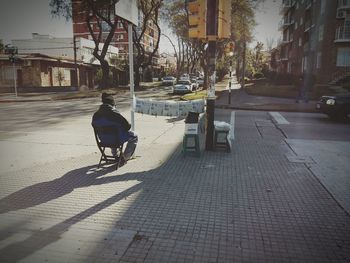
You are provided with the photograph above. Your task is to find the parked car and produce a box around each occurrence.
[196,77,204,87]
[162,76,176,86]
[179,74,190,81]
[316,92,350,120]
[173,80,195,94]
[190,79,199,91]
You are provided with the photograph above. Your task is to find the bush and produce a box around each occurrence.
[271,73,295,85]
[253,72,264,79]
[144,67,153,82]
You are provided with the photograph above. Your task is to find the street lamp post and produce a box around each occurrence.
[12,59,17,97]
[6,45,18,97]
[228,51,234,104]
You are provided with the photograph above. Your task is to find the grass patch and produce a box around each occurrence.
[245,82,347,100]
[181,90,208,100]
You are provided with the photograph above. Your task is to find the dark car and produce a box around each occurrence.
[161,76,176,86]
[316,92,350,120]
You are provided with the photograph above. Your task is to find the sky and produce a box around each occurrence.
[0,0,281,52]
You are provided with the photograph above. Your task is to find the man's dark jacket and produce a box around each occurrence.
[92,104,131,143]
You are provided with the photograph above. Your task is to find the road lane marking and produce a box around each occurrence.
[269,112,290,125]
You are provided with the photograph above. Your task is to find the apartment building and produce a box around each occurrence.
[71,0,159,67]
[278,0,350,84]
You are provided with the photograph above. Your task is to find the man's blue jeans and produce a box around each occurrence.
[112,131,138,160]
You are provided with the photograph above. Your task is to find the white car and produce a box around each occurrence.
[162,76,176,86]
[173,80,195,94]
[179,74,190,81]
[190,79,199,91]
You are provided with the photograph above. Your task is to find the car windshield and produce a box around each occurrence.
[177,81,190,85]
[163,77,174,80]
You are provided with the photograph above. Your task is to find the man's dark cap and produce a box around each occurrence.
[102,92,115,106]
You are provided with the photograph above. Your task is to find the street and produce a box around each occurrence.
[0,95,350,262]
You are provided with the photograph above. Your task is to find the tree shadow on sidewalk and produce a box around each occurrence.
[0,153,177,261]
[0,140,229,262]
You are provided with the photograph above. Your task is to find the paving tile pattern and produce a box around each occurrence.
[0,111,350,262]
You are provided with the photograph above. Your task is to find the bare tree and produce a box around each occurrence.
[50,0,121,89]
[131,0,163,89]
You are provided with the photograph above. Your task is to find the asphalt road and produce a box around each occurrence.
[0,85,181,173]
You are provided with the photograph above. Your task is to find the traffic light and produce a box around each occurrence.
[218,0,231,39]
[188,0,207,39]
[4,44,18,55]
[9,54,17,63]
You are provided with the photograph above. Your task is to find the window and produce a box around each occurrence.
[319,25,324,41]
[64,69,70,80]
[337,48,350,67]
[117,34,124,40]
[300,17,303,25]
[299,37,302,47]
[316,52,322,69]
[302,56,308,71]
[295,21,298,29]
[1,67,13,80]
[101,21,111,32]
[117,22,123,29]
[320,0,325,15]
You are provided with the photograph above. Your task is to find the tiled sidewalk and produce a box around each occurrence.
[0,111,350,262]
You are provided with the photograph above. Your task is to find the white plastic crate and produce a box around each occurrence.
[185,123,199,134]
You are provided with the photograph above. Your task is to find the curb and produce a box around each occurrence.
[215,104,317,113]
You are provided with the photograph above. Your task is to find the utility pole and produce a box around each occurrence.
[205,0,218,151]
[6,45,18,97]
[128,23,135,132]
[73,35,79,88]
[228,60,232,104]
[187,0,231,151]
[241,41,246,89]
[12,59,17,97]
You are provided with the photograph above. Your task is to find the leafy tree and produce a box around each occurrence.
[161,0,188,78]
[231,0,259,81]
[50,0,121,89]
[162,0,207,88]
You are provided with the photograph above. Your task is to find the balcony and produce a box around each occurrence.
[279,17,294,30]
[280,54,289,61]
[304,20,313,32]
[305,0,312,10]
[335,26,350,42]
[279,0,295,14]
[338,0,350,9]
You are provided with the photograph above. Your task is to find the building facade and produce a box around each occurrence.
[278,0,350,84]
[0,53,97,92]
[12,33,118,65]
[71,0,160,67]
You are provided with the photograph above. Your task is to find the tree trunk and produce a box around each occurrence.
[134,67,141,90]
[99,60,110,90]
